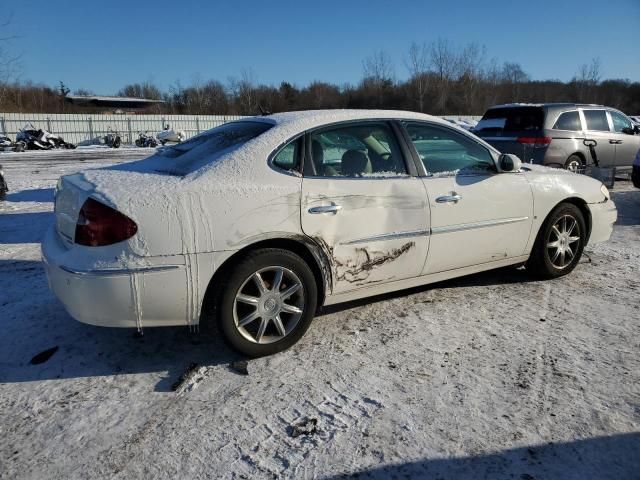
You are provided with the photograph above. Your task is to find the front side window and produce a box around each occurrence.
[583,110,610,132]
[308,122,407,177]
[610,111,633,133]
[553,111,582,131]
[406,123,495,176]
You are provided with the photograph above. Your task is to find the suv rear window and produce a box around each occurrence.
[553,111,582,131]
[475,107,544,133]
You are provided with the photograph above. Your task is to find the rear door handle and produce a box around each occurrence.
[308,205,342,214]
[435,194,462,204]
[609,139,623,144]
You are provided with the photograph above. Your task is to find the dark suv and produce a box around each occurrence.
[473,103,640,172]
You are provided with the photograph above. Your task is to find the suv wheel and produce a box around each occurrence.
[217,248,317,357]
[564,155,583,172]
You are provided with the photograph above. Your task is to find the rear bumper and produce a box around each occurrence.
[42,225,190,328]
[587,199,617,246]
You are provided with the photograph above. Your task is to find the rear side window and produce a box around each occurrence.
[553,111,582,131]
[475,107,544,133]
[308,122,408,177]
[272,139,301,173]
[583,110,610,132]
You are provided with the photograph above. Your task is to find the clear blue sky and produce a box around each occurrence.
[4,0,639,94]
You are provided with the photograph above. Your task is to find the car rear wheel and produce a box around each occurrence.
[564,155,583,172]
[526,203,586,279]
[217,248,317,357]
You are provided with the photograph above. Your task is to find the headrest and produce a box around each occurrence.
[341,150,371,176]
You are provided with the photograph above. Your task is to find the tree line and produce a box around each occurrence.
[1,40,639,116]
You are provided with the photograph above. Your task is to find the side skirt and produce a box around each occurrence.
[323,255,530,306]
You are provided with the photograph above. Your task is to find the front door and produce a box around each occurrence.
[402,121,534,274]
[608,110,640,169]
[300,121,430,294]
[581,109,616,168]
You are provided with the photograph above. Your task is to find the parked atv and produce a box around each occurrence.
[16,124,76,150]
[0,136,26,152]
[156,124,185,145]
[104,127,122,148]
[135,131,158,148]
[0,164,8,200]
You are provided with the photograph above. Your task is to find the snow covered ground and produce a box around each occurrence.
[0,151,638,479]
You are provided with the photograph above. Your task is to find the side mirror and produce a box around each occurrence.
[634,125,640,134]
[622,126,635,135]
[498,153,522,172]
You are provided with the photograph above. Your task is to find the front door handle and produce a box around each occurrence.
[609,139,623,144]
[308,205,342,214]
[435,194,462,204]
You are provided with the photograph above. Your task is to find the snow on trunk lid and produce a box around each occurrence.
[54,174,94,246]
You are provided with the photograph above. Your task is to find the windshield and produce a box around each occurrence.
[155,121,273,175]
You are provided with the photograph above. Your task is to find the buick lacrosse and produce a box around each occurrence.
[43,110,617,356]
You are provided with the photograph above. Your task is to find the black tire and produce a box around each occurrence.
[632,167,640,189]
[215,248,317,357]
[526,203,586,279]
[564,154,584,172]
[113,137,121,148]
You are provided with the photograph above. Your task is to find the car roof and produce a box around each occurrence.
[243,109,450,131]
[487,103,606,112]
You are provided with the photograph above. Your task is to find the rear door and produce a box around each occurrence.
[580,109,616,167]
[301,121,430,294]
[403,121,533,274]
[608,110,640,169]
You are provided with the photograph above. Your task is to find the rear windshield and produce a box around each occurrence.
[475,107,544,133]
[155,121,273,175]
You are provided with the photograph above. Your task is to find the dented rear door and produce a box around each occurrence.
[301,177,430,294]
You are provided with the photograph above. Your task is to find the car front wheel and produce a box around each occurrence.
[526,203,586,279]
[217,248,317,357]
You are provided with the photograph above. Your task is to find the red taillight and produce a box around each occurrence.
[517,136,552,148]
[75,198,138,246]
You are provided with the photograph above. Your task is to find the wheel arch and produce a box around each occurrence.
[201,235,332,322]
[541,196,592,243]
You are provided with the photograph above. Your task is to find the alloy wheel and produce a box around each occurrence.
[546,215,581,269]
[233,266,305,344]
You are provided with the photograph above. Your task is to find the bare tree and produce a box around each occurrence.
[0,14,20,111]
[429,38,459,113]
[229,68,257,114]
[501,62,529,100]
[362,50,394,85]
[574,57,602,102]
[458,42,487,113]
[405,42,431,112]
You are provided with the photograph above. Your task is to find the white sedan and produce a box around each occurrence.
[43,110,617,356]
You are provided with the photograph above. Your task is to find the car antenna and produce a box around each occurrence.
[258,104,271,116]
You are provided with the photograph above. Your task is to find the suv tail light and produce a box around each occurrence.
[75,198,138,246]
[517,136,552,148]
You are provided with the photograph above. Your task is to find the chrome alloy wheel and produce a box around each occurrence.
[546,215,581,269]
[233,266,305,344]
